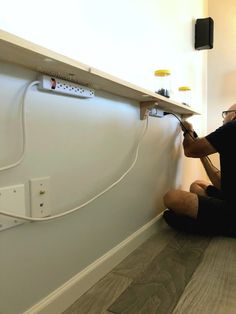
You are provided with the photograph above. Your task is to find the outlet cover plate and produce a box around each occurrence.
[0,184,26,232]
[30,177,51,218]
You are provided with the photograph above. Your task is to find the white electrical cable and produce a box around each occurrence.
[0,115,149,222]
[0,80,39,171]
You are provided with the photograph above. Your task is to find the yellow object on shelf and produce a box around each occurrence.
[178,86,191,91]
[154,69,171,77]
[154,69,171,98]
[178,86,191,106]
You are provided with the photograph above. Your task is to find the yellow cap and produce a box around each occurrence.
[154,69,171,76]
[178,86,191,91]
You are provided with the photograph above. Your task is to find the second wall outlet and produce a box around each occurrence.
[30,177,51,218]
[0,184,26,231]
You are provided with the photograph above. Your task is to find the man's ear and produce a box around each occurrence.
[233,112,236,121]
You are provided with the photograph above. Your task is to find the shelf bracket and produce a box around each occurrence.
[140,101,158,120]
[181,113,194,119]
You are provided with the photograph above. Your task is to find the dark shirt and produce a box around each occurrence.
[205,120,236,203]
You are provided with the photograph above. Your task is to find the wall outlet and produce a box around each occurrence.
[149,107,164,117]
[38,75,95,98]
[0,184,26,232]
[30,177,51,218]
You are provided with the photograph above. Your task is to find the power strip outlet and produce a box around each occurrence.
[38,75,95,98]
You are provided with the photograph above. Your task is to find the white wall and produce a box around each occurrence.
[208,0,236,168]
[0,0,207,98]
[0,1,207,313]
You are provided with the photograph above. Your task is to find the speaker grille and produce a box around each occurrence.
[195,17,214,50]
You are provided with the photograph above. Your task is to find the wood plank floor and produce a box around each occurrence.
[63,218,236,314]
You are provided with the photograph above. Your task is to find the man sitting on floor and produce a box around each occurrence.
[163,103,236,237]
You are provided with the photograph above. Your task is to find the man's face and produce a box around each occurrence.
[222,106,236,124]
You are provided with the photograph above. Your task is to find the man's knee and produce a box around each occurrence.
[163,189,199,218]
[190,180,209,196]
[163,189,179,208]
[190,180,202,193]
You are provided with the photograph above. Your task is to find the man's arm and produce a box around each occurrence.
[181,120,217,157]
[200,156,221,189]
[181,121,220,188]
[182,132,216,156]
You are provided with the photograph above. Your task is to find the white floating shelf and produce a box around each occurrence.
[0,29,201,119]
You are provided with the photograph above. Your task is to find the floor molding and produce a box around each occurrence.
[24,213,163,314]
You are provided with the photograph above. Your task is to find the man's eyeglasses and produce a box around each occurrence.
[222,110,236,118]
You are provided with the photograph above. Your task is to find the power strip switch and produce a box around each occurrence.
[38,75,95,98]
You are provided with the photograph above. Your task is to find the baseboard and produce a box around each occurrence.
[24,212,164,314]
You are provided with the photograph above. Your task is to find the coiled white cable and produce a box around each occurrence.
[0,80,39,171]
[0,113,149,222]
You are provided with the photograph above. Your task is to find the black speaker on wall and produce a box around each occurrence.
[195,17,214,50]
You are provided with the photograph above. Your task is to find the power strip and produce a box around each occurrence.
[38,75,95,98]
[149,107,164,117]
